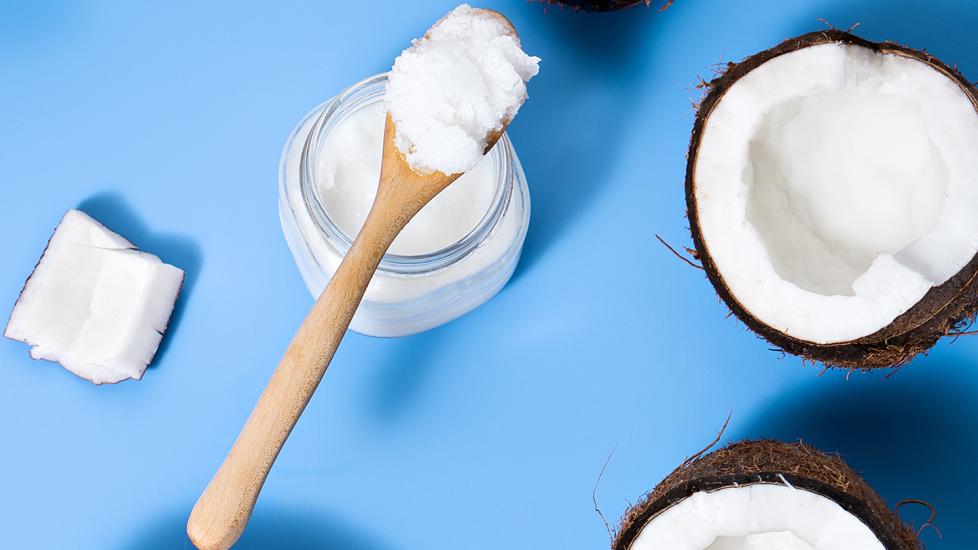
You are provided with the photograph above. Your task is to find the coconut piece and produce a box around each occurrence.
[614,440,919,550]
[4,209,184,384]
[385,4,540,175]
[686,30,978,368]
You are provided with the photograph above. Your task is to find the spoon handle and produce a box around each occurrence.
[187,201,407,550]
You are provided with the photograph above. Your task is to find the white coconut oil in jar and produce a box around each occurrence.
[279,73,531,337]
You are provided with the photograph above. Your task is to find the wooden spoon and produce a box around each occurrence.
[187,13,515,548]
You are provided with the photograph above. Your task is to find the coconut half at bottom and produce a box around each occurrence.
[613,440,919,550]
[688,31,978,368]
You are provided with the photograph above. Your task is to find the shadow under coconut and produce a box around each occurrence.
[119,503,393,550]
[792,0,978,74]
[739,354,978,548]
[509,5,663,281]
[77,192,203,367]
[363,324,448,424]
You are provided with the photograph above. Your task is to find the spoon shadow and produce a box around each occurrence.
[120,504,393,550]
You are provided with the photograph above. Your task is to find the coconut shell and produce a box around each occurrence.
[613,440,920,549]
[686,30,978,369]
[540,0,662,12]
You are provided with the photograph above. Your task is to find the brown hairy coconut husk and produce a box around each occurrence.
[686,30,978,369]
[613,440,920,549]
[541,0,671,12]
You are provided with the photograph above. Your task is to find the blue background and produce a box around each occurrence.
[1,0,975,548]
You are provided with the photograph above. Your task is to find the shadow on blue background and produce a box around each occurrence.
[511,7,659,279]
[77,192,202,365]
[0,0,77,45]
[121,504,391,550]
[742,354,978,548]
[355,3,667,422]
[338,0,978,432]
[365,324,451,424]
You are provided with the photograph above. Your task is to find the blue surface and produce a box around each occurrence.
[1,1,976,548]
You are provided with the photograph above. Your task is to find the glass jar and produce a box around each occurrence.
[278,73,531,337]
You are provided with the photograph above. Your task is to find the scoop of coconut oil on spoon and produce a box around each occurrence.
[186,7,537,550]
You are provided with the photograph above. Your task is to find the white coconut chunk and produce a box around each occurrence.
[385,4,540,175]
[695,43,978,343]
[630,485,883,550]
[4,210,184,384]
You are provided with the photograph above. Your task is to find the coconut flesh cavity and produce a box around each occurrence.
[614,440,919,550]
[385,4,540,175]
[689,31,978,366]
[4,210,183,384]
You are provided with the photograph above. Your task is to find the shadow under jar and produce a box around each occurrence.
[279,73,531,337]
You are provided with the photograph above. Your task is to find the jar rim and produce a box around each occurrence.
[298,72,515,276]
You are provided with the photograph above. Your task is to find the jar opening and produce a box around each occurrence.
[298,73,514,276]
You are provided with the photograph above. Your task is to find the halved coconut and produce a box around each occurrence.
[613,440,919,549]
[543,1,659,11]
[687,30,978,368]
[4,210,184,384]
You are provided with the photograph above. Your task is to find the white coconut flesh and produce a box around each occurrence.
[4,210,183,384]
[694,42,978,343]
[629,484,884,550]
